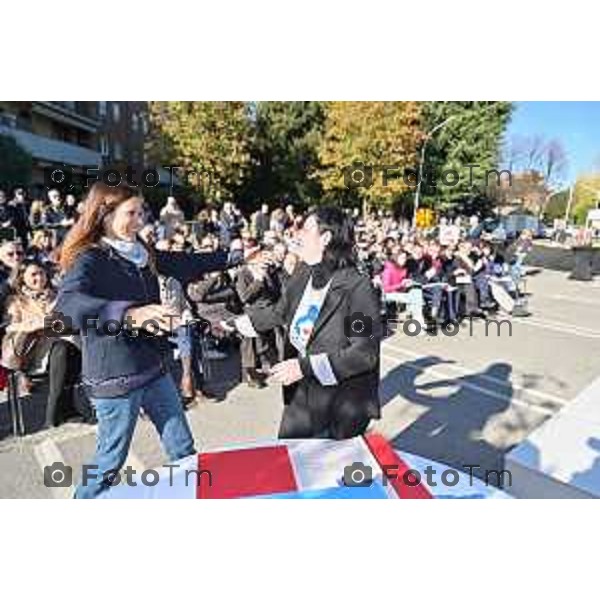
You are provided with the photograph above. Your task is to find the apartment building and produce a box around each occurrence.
[0,101,150,188]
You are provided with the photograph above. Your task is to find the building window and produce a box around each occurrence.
[98,101,107,117]
[99,135,109,156]
[113,142,123,160]
[112,102,120,122]
[131,112,139,132]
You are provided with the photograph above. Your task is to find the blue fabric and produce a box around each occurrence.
[259,481,390,499]
[74,374,195,499]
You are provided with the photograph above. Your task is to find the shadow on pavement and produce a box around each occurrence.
[380,357,514,481]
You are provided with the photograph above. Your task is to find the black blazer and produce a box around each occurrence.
[247,263,383,426]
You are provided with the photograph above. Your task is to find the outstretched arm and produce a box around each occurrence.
[155,250,235,287]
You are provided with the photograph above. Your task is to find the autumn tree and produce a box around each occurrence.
[572,173,600,224]
[316,101,423,214]
[147,101,254,205]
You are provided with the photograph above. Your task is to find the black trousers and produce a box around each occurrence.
[278,385,371,440]
[45,340,85,427]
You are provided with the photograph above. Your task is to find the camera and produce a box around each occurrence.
[344,312,373,337]
[44,311,73,338]
[343,462,373,487]
[43,164,74,191]
[343,162,373,189]
[44,462,73,487]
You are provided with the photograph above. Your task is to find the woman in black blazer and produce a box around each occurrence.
[228,207,383,439]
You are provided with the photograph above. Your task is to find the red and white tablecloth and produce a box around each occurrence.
[103,433,511,499]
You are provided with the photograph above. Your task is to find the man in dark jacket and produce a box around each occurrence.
[254,204,271,240]
[9,187,32,247]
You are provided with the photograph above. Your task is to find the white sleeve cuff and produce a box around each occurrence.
[309,353,338,386]
[234,314,259,338]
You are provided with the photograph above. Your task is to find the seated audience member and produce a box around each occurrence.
[0,241,25,311]
[28,230,57,267]
[0,189,16,232]
[381,250,425,329]
[29,199,48,229]
[453,240,486,317]
[1,260,91,427]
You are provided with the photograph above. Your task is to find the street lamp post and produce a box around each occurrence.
[413,117,455,227]
[564,185,574,224]
[412,102,501,228]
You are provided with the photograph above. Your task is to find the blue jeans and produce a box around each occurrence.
[74,374,196,499]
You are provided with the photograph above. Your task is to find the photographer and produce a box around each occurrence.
[226,207,383,439]
[234,246,281,387]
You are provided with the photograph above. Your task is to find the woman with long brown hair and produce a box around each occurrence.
[55,182,234,499]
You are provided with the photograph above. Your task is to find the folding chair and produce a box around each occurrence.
[5,360,49,437]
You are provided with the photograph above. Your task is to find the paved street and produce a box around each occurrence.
[1,267,599,498]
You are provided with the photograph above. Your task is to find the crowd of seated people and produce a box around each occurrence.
[359,221,534,332]
[0,183,534,434]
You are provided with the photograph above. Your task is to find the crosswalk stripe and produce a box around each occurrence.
[32,438,74,499]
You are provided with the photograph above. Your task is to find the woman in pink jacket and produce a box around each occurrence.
[381,251,426,330]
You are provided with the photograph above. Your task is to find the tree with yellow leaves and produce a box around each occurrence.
[147,101,254,204]
[573,173,600,224]
[316,102,423,214]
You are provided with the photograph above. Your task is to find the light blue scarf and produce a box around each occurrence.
[102,236,149,268]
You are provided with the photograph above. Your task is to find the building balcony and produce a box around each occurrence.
[0,124,102,167]
[32,101,101,133]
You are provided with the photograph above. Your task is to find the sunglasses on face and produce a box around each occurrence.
[7,251,24,258]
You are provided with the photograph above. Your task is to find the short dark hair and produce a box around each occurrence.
[310,206,356,269]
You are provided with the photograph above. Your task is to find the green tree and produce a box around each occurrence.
[317,101,423,214]
[241,101,326,208]
[420,101,513,211]
[544,189,569,221]
[147,102,254,205]
[573,174,600,224]
[0,134,33,189]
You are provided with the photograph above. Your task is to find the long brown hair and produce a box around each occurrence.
[59,182,154,273]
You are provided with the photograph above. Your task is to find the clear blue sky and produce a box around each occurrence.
[506,101,600,184]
